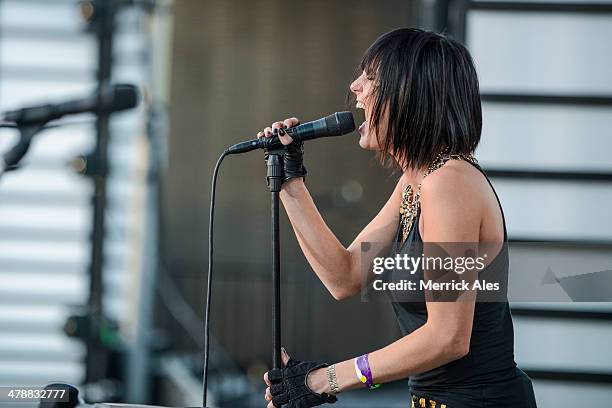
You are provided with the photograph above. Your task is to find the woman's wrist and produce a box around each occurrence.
[306,367,332,395]
[280,177,306,198]
[305,359,364,396]
[335,359,363,391]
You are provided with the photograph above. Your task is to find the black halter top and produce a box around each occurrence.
[390,159,518,391]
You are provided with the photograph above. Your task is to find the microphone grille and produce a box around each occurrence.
[101,84,140,112]
[325,111,355,136]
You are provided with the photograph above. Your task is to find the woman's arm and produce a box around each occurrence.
[258,118,403,300]
[280,177,402,300]
[305,167,481,393]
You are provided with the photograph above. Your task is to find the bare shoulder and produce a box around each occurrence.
[418,160,485,241]
[420,160,483,206]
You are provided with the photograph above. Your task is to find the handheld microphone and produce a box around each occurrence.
[2,84,139,126]
[227,111,355,154]
[38,383,82,408]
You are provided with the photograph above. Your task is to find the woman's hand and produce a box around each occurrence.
[263,348,337,408]
[257,117,307,184]
[257,117,300,146]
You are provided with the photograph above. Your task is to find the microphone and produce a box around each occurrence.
[227,111,355,154]
[2,84,139,125]
[38,383,82,408]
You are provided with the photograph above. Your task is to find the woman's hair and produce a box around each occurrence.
[353,28,482,170]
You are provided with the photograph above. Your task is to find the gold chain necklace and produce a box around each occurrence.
[399,152,478,243]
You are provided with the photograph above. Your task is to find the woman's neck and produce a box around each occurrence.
[402,166,428,186]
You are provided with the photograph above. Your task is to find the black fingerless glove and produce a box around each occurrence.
[267,357,337,408]
[282,135,307,182]
[264,128,307,184]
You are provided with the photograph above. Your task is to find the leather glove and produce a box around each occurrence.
[264,126,307,184]
[266,356,337,408]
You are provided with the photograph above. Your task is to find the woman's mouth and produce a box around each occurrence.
[356,101,367,134]
[358,121,367,134]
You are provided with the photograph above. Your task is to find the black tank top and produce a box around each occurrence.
[390,159,518,391]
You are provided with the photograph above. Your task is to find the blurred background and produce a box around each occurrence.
[0,0,611,407]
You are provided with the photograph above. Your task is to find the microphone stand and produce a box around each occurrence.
[266,148,284,370]
[0,123,44,180]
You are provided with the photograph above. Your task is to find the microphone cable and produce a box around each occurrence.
[200,112,353,406]
[202,148,229,407]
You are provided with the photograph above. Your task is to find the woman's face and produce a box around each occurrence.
[350,71,383,151]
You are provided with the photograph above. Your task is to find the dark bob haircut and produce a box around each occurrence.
[354,28,482,170]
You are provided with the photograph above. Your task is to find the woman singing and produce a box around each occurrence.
[257,28,537,408]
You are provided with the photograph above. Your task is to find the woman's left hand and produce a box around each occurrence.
[258,118,308,184]
[263,348,337,408]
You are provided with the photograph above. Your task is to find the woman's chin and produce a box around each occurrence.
[358,134,378,151]
[358,136,369,150]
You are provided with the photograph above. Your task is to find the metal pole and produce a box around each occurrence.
[447,0,469,42]
[266,151,283,369]
[85,0,116,383]
[271,190,281,369]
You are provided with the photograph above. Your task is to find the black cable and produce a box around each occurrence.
[0,120,95,130]
[203,149,229,407]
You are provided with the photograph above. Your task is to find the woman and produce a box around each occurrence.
[257,28,537,408]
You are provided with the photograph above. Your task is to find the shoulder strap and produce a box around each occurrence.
[462,159,508,241]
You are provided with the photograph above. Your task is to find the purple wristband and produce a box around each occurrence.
[355,354,380,390]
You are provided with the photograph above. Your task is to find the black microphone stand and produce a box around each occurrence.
[0,123,45,180]
[266,148,285,370]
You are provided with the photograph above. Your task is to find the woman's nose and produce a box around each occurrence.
[350,78,361,94]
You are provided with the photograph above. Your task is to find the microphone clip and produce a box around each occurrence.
[1,122,46,176]
[265,148,285,193]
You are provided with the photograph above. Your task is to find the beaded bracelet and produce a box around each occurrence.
[354,354,380,390]
[326,364,340,395]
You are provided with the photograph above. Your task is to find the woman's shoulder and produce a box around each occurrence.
[420,159,483,203]
[418,160,486,239]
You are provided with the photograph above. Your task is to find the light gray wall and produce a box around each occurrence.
[465,6,612,406]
